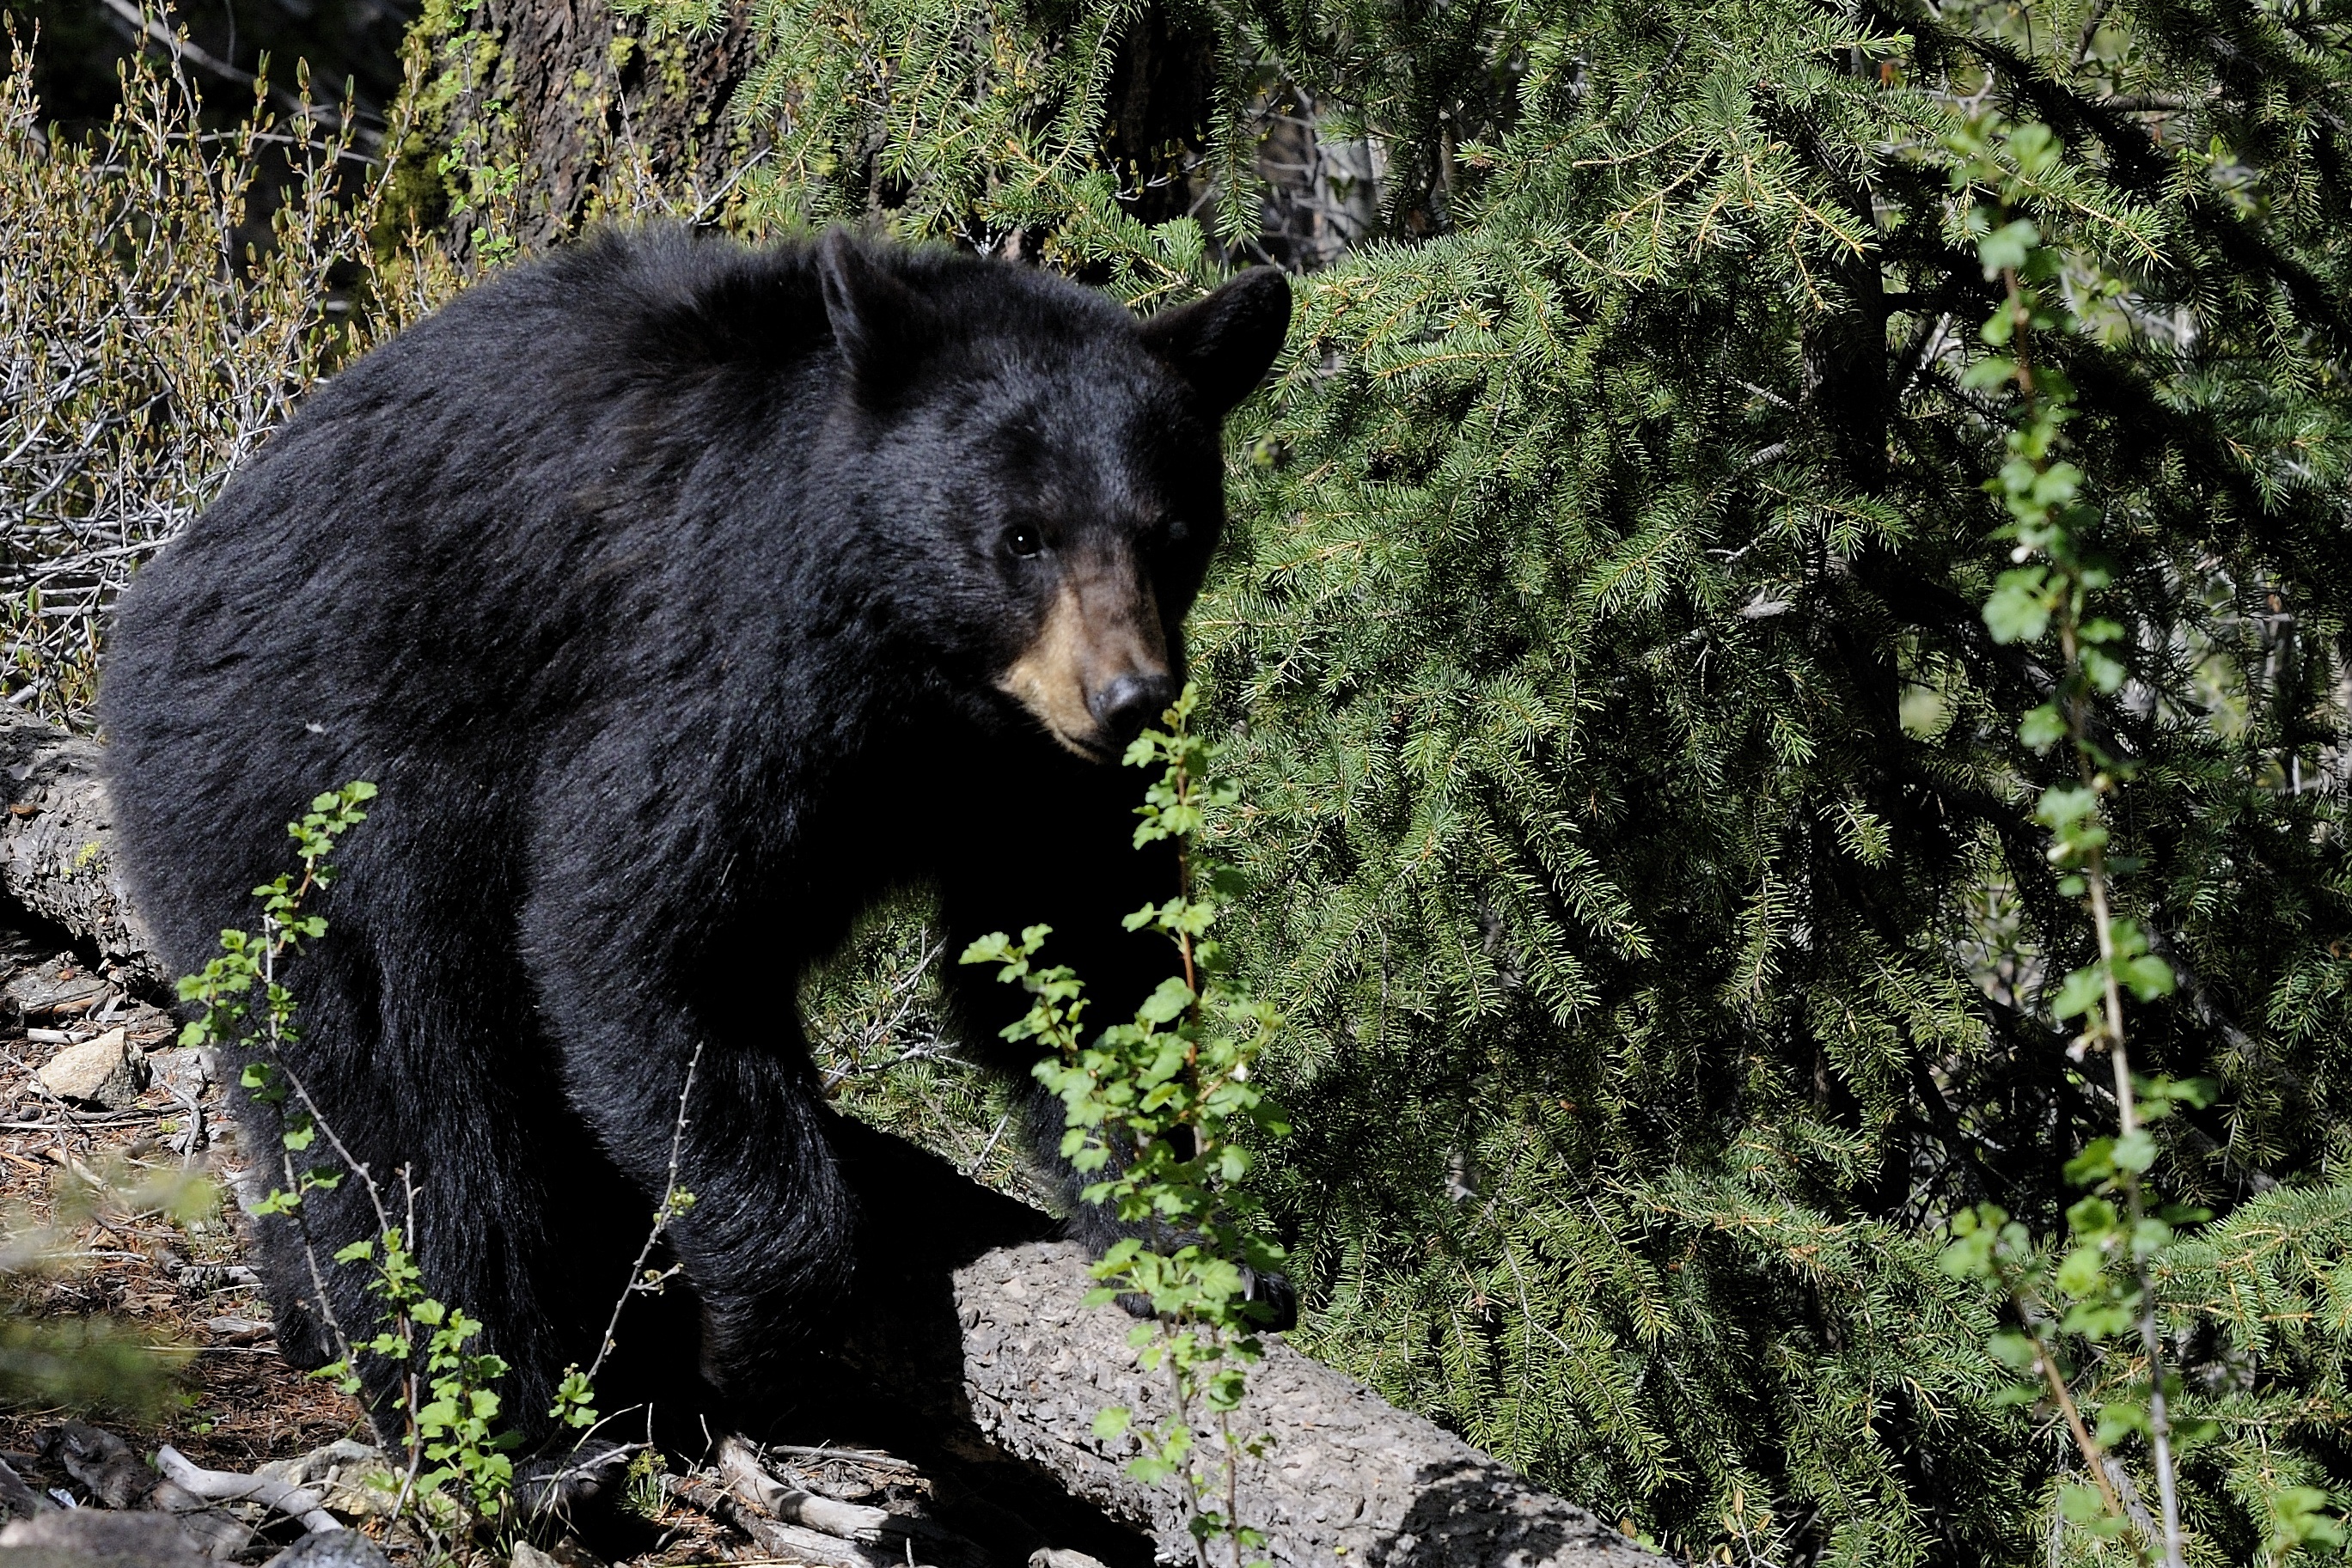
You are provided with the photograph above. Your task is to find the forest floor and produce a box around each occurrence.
[0,920,774,1565]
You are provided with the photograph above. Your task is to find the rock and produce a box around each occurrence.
[0,1462,42,1526]
[2,963,107,1022]
[510,1544,608,1568]
[262,1529,394,1568]
[35,1425,151,1510]
[117,1002,177,1048]
[252,1440,378,1489]
[147,1048,212,1102]
[147,1480,258,1559]
[1029,1551,1109,1568]
[0,1510,211,1568]
[34,1032,143,1110]
[199,1317,272,1345]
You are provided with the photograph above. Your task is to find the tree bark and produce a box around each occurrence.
[0,711,163,991]
[427,0,761,251]
[0,709,1665,1568]
[933,1241,1661,1568]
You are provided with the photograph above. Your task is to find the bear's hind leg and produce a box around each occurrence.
[522,930,863,1419]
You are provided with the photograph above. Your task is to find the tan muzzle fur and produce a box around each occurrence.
[997,550,1169,758]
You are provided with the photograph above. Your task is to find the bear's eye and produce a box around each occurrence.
[1003,523,1045,558]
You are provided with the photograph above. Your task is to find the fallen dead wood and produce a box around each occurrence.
[663,1471,919,1568]
[0,706,1669,1568]
[0,710,162,990]
[711,1437,996,1568]
[718,1435,896,1542]
[154,1444,344,1535]
[962,1241,1652,1566]
[829,1153,1665,1568]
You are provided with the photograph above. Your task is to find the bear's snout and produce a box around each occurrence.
[1090,671,1177,746]
[997,550,1172,760]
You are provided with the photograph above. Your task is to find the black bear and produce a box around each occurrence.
[99,227,1290,1444]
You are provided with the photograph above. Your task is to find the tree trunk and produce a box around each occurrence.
[887,1236,1667,1568]
[431,0,761,250]
[0,709,1665,1568]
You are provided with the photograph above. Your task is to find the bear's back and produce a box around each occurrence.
[99,228,1158,972]
[106,228,1137,743]
[99,232,855,961]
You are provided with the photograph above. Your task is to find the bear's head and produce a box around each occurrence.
[815,232,1290,762]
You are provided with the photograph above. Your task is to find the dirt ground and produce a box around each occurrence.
[0,925,762,1565]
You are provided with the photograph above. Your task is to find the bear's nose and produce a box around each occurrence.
[1090,672,1176,746]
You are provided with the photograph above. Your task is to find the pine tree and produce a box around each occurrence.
[638,0,2352,1553]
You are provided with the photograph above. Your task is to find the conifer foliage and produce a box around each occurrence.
[634,0,2352,1556]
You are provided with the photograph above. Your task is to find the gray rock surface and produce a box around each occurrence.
[35,1427,152,1513]
[149,1047,214,1101]
[0,1510,211,1568]
[261,1529,393,1568]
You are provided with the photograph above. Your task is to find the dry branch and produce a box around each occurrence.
[0,709,1666,1568]
[718,1436,896,1542]
[662,1472,916,1568]
[153,1445,343,1535]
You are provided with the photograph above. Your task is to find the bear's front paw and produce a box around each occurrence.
[1242,1265,1298,1333]
[516,1437,641,1525]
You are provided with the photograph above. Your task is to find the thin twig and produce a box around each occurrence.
[586,1039,705,1384]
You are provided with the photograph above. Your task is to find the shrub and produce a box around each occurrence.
[0,26,454,725]
[962,686,1290,1566]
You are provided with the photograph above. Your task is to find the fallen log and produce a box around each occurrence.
[716,1436,898,1544]
[662,1471,916,1568]
[0,709,162,990]
[0,707,1666,1568]
[951,1241,1655,1568]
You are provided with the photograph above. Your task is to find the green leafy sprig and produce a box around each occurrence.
[962,683,1290,1568]
[176,782,522,1530]
[1938,119,2345,1568]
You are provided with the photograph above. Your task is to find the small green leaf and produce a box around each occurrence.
[1978,218,2041,274]
[2055,1244,2108,1296]
[2036,786,2099,830]
[2064,1139,2117,1185]
[2051,965,2105,1021]
[1983,570,2050,644]
[2057,1482,2111,1525]
[2018,704,2065,750]
[2116,954,2175,1001]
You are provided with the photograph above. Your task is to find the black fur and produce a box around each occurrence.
[99,228,1290,1439]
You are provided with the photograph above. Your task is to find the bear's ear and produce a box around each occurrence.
[817,228,936,397]
[1137,267,1292,420]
